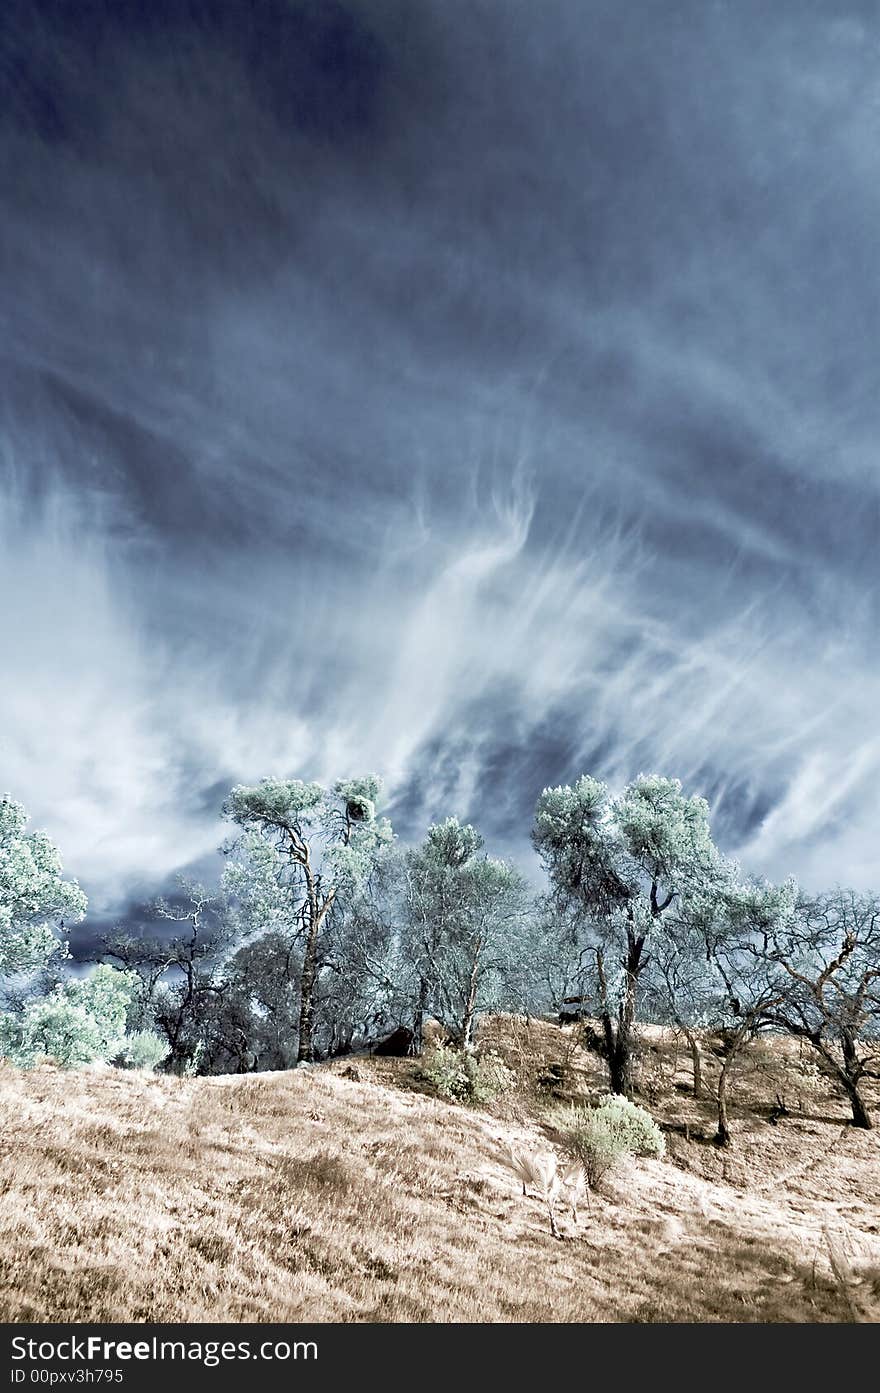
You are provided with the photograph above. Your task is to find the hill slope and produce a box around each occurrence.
[1,1019,878,1322]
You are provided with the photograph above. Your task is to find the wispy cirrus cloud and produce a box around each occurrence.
[1,0,878,934]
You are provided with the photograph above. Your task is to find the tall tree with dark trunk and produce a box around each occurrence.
[533,774,721,1095]
[222,776,392,1062]
[758,890,880,1130]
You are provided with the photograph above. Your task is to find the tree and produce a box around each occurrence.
[759,890,880,1130]
[223,775,393,1062]
[100,883,235,1073]
[646,925,718,1098]
[683,877,795,1146]
[0,964,135,1068]
[533,774,721,1095]
[212,933,302,1071]
[313,859,404,1056]
[400,817,532,1047]
[483,890,554,1022]
[0,794,86,982]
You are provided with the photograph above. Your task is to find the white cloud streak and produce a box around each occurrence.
[2,0,879,918]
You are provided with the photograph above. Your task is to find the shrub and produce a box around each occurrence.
[594,1094,666,1158]
[182,1041,205,1077]
[0,993,114,1069]
[550,1095,665,1190]
[469,1050,515,1105]
[111,1030,170,1071]
[65,966,136,1053]
[0,966,136,1070]
[419,1043,514,1106]
[549,1104,630,1188]
[420,1043,473,1101]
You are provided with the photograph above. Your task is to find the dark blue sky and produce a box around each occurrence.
[1,1,878,938]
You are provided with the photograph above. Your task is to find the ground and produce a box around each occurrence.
[1,1016,878,1322]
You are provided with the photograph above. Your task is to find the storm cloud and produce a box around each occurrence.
[1,1,878,937]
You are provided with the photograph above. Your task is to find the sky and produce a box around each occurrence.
[1,1,878,948]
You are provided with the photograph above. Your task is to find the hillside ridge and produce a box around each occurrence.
[1,1017,878,1322]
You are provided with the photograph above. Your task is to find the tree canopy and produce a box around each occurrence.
[1,769,875,1139]
[0,794,87,979]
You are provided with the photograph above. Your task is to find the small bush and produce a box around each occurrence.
[470,1050,515,1105]
[549,1104,630,1188]
[419,1042,469,1100]
[182,1042,205,1077]
[419,1043,513,1106]
[550,1095,665,1190]
[0,994,115,1069]
[594,1094,666,1158]
[0,966,136,1070]
[111,1030,170,1072]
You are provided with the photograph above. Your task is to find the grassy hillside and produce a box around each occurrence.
[1,1017,878,1323]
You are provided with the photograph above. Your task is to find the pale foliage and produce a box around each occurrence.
[420,1042,514,1105]
[423,817,484,868]
[614,774,716,879]
[223,775,393,889]
[550,1096,665,1189]
[592,1093,666,1156]
[0,794,86,977]
[111,1029,170,1071]
[533,772,720,917]
[533,773,726,1094]
[402,817,532,1040]
[222,774,394,1062]
[0,965,135,1068]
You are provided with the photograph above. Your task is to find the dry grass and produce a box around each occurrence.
[1,1017,878,1323]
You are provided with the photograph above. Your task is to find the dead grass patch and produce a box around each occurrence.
[1,1018,877,1322]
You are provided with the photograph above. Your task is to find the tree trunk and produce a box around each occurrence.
[809,1033,873,1131]
[296,920,319,1062]
[614,1012,634,1098]
[680,1025,703,1098]
[595,948,619,1083]
[839,1032,872,1129]
[460,945,482,1048]
[715,1054,733,1146]
[296,892,335,1064]
[714,1029,752,1147]
[843,1082,873,1130]
[829,1058,873,1130]
[608,1039,631,1097]
[412,974,430,1055]
[595,936,645,1097]
[608,930,645,1096]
